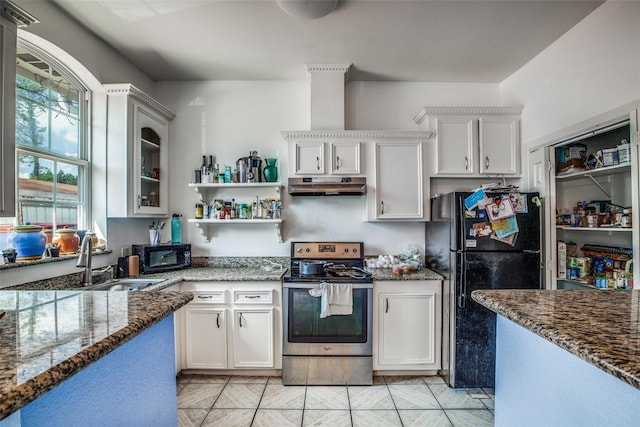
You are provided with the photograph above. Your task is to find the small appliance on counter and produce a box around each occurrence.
[131,243,191,274]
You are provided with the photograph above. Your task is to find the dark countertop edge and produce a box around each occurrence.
[471,290,640,391]
[0,290,193,421]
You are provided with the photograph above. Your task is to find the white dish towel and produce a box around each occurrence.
[308,283,353,318]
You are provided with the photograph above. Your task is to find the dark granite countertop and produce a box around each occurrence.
[472,289,640,390]
[368,268,444,281]
[0,289,193,420]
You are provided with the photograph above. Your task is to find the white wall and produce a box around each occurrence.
[149,80,503,257]
[501,0,640,148]
[16,1,154,95]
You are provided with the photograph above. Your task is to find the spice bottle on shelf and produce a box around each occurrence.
[195,203,204,219]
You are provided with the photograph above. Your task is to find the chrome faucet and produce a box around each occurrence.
[76,232,96,286]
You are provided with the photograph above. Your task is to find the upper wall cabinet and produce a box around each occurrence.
[283,132,362,176]
[415,107,523,177]
[105,84,175,218]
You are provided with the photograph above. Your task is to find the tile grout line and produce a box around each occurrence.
[248,379,268,426]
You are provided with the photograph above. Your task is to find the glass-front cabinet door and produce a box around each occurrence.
[132,104,169,216]
[105,84,174,218]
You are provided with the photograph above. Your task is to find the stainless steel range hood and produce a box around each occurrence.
[288,177,366,196]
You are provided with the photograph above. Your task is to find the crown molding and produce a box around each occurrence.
[281,130,433,140]
[305,63,352,82]
[1,0,38,27]
[413,106,524,124]
[104,83,175,120]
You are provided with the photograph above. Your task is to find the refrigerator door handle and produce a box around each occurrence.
[457,253,466,309]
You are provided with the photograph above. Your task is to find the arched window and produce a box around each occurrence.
[14,39,90,232]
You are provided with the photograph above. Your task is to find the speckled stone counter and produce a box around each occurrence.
[472,289,640,389]
[367,268,443,281]
[0,289,193,420]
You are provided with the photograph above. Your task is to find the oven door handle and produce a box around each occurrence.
[283,282,373,289]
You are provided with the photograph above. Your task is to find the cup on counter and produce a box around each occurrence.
[149,229,160,246]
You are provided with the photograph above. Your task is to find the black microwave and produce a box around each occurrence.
[131,243,191,274]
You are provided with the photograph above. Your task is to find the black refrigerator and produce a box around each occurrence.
[425,191,542,388]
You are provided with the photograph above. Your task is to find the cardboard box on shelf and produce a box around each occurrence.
[558,241,567,279]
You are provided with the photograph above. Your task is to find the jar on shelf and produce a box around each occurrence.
[53,226,80,254]
[8,223,46,261]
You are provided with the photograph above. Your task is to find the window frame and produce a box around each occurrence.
[14,38,91,231]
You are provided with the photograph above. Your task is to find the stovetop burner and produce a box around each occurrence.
[285,241,373,283]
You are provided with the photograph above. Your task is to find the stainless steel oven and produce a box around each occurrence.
[282,242,373,385]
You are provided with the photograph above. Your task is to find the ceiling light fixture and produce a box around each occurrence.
[277,0,338,20]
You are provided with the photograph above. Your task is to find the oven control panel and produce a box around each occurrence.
[292,242,363,259]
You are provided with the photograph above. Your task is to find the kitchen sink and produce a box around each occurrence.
[87,278,167,291]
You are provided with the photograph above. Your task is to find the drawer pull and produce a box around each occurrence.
[244,295,260,299]
[197,295,213,299]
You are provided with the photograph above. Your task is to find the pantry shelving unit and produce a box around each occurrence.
[550,120,636,290]
[187,182,284,242]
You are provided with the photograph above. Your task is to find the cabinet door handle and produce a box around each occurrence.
[485,156,490,170]
[464,156,469,170]
[385,298,389,313]
[381,201,385,215]
[316,156,321,171]
[239,312,244,327]
[336,156,340,170]
[216,312,220,328]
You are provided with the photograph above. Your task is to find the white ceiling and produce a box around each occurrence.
[51,0,604,83]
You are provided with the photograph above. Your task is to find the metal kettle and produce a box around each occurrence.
[236,157,250,183]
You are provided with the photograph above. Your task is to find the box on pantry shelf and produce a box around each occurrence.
[594,148,619,168]
[557,241,567,279]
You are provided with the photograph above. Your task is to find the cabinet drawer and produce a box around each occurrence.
[233,290,273,304]
[191,291,226,304]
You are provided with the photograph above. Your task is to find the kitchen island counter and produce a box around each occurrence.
[0,289,193,424]
[472,289,640,426]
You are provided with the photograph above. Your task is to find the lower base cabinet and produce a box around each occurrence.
[176,282,281,371]
[374,280,442,371]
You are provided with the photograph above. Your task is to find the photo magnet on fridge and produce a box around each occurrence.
[507,193,528,213]
[486,198,516,222]
[464,189,486,210]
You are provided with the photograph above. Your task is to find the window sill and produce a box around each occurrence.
[0,250,112,271]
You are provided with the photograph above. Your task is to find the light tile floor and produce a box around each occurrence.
[177,375,494,427]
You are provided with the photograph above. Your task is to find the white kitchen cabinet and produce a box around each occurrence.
[294,141,325,175]
[416,107,522,177]
[330,141,360,174]
[373,280,441,371]
[283,131,365,176]
[105,84,175,217]
[177,282,281,371]
[230,308,274,368]
[291,140,361,176]
[184,306,227,369]
[370,140,426,220]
